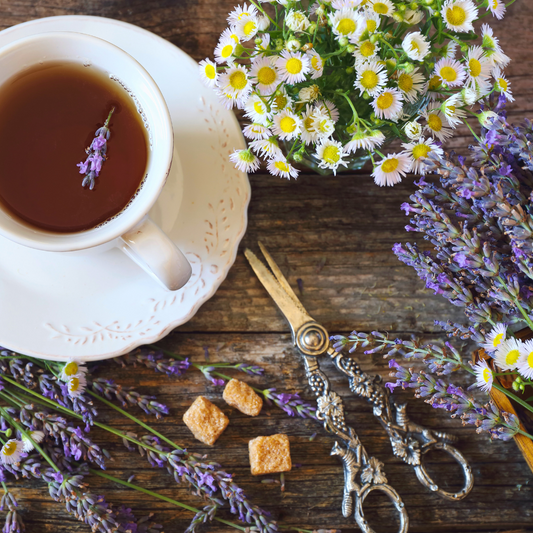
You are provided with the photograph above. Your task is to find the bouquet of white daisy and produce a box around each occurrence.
[199,0,512,185]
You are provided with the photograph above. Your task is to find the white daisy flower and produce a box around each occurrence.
[517,339,533,380]
[361,11,381,33]
[229,149,261,173]
[345,130,386,153]
[59,360,87,382]
[220,27,241,45]
[217,88,240,110]
[372,152,412,187]
[329,8,364,42]
[368,0,395,17]
[483,323,507,353]
[0,440,23,465]
[271,89,293,112]
[423,108,454,142]
[214,36,237,64]
[234,14,260,41]
[353,40,380,63]
[298,84,320,103]
[243,124,272,140]
[402,32,430,61]
[488,0,506,20]
[315,139,348,175]
[198,59,218,88]
[404,9,424,25]
[311,110,336,139]
[464,46,492,94]
[307,49,325,79]
[315,100,340,123]
[424,74,443,101]
[354,60,388,97]
[440,41,458,59]
[493,68,514,102]
[244,93,271,125]
[286,9,311,32]
[249,137,284,159]
[461,87,480,105]
[396,67,425,103]
[218,64,252,101]
[434,57,466,87]
[255,33,271,54]
[227,2,258,26]
[300,105,320,145]
[21,430,45,453]
[481,24,511,68]
[276,50,310,84]
[267,156,300,179]
[441,0,478,33]
[68,374,87,398]
[401,137,443,173]
[473,359,494,393]
[250,56,280,95]
[331,0,365,8]
[371,88,404,122]
[272,109,302,140]
[441,94,467,128]
[495,338,523,370]
[404,120,422,140]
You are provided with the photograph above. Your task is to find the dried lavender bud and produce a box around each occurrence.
[263,389,317,419]
[118,349,191,377]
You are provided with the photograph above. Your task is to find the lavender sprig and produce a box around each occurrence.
[77,107,115,190]
[263,389,317,419]
[1,486,24,533]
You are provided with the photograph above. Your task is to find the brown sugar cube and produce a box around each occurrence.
[223,378,263,416]
[182,396,229,446]
[249,434,292,476]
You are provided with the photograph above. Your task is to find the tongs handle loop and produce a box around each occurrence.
[355,483,409,533]
[414,441,474,501]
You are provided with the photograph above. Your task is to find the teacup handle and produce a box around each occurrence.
[120,216,192,291]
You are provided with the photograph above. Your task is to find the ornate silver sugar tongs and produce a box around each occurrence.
[246,243,409,533]
[245,243,475,532]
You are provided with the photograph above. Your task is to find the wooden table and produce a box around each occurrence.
[4,2,533,532]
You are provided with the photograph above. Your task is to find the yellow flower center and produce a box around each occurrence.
[367,20,377,32]
[257,66,276,86]
[492,0,498,7]
[2,441,17,456]
[286,57,303,74]
[373,2,389,14]
[527,351,533,369]
[493,333,504,347]
[317,119,330,133]
[505,349,520,367]
[322,145,340,164]
[237,11,250,20]
[221,44,233,58]
[230,33,239,43]
[498,77,508,91]
[280,116,297,133]
[376,92,393,110]
[304,116,314,132]
[428,75,441,91]
[361,70,379,89]
[381,158,399,173]
[253,101,265,114]
[412,144,431,160]
[311,55,322,71]
[337,18,356,35]
[482,368,492,384]
[447,105,456,115]
[64,361,79,377]
[410,40,420,53]
[360,41,375,57]
[243,20,256,36]
[229,70,248,90]
[439,66,457,82]
[427,113,443,132]
[69,377,81,392]
[469,58,481,78]
[205,64,216,80]
[398,73,413,93]
[275,161,290,172]
[275,94,288,109]
[446,6,467,26]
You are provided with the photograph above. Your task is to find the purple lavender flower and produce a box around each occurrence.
[77,107,114,190]
[263,389,317,419]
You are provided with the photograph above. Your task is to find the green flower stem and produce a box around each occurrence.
[497,275,533,331]
[461,118,481,143]
[0,404,60,473]
[249,0,280,30]
[492,382,533,416]
[339,91,358,123]
[379,38,400,60]
[89,469,248,532]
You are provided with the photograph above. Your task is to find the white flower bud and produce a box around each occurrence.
[299,84,320,102]
[404,120,422,140]
[257,15,270,31]
[478,111,498,128]
[461,88,479,106]
[286,39,301,52]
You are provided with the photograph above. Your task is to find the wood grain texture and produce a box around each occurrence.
[0,1,532,532]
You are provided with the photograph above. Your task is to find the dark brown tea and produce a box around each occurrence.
[0,62,148,233]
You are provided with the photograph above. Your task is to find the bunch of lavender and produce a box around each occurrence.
[332,95,533,444]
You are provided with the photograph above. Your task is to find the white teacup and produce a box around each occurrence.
[0,31,191,291]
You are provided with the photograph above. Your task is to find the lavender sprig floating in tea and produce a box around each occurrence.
[77,107,115,190]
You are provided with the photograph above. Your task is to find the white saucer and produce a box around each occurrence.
[0,16,250,362]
